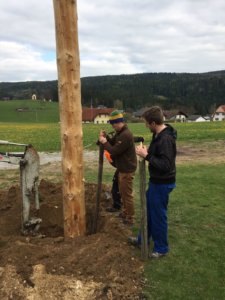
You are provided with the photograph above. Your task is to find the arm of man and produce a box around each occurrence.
[99,130,116,146]
[103,133,132,157]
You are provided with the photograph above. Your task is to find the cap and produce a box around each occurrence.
[109,110,124,124]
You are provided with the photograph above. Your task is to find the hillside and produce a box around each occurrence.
[1,71,225,114]
[0,100,59,123]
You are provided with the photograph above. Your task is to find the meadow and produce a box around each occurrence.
[1,99,225,151]
[0,101,225,299]
[0,100,59,123]
[0,120,225,152]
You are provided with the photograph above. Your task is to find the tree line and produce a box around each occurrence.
[1,70,225,114]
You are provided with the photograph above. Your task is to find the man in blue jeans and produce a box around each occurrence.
[129,106,176,258]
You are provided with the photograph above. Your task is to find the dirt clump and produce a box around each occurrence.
[0,180,144,299]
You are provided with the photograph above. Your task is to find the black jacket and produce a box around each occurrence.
[145,124,177,184]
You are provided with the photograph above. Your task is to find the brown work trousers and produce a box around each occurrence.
[118,172,135,223]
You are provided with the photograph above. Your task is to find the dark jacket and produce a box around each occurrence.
[103,125,137,173]
[145,124,177,184]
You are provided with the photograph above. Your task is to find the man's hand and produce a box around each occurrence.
[99,136,107,144]
[136,145,148,158]
[98,130,107,144]
[99,130,106,137]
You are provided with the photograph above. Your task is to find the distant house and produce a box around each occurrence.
[203,115,211,122]
[187,115,207,122]
[82,107,115,124]
[133,108,188,122]
[212,105,225,121]
[32,94,37,100]
[164,110,188,122]
[133,107,150,119]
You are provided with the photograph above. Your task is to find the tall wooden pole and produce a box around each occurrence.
[53,0,86,237]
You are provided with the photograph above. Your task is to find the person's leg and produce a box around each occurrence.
[149,183,174,254]
[118,172,135,224]
[111,170,122,210]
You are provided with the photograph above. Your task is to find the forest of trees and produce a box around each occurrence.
[1,71,225,114]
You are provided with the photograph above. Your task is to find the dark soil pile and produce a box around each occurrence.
[0,180,145,299]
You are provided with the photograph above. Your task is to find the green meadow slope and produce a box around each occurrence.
[0,100,59,123]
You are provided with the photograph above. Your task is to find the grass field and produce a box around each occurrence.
[0,120,225,152]
[1,99,225,149]
[0,100,59,123]
[0,103,225,299]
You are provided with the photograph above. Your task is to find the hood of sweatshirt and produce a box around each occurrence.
[154,124,177,140]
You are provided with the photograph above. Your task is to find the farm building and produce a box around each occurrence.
[164,110,188,122]
[212,105,225,121]
[187,115,208,122]
[133,108,188,122]
[133,107,150,119]
[82,107,115,124]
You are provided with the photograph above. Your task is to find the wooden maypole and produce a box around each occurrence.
[53,0,86,237]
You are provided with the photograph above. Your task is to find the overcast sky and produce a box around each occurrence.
[0,0,225,82]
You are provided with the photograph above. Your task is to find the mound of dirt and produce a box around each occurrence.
[0,180,145,299]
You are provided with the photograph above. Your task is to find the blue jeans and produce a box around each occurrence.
[138,182,175,254]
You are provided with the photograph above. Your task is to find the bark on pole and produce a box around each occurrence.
[53,0,86,237]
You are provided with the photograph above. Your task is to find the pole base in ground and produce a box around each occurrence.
[21,217,42,236]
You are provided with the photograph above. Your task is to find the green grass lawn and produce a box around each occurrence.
[0,120,225,152]
[0,100,59,123]
[1,99,225,149]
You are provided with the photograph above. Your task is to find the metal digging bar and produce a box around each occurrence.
[0,140,28,146]
[0,140,41,235]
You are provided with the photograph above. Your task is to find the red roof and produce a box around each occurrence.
[215,105,225,113]
[82,107,114,122]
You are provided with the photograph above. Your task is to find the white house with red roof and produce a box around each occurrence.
[212,105,225,121]
[82,107,115,124]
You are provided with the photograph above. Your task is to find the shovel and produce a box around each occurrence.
[0,140,28,146]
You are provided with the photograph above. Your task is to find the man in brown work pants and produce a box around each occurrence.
[98,110,137,225]
[118,172,135,223]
